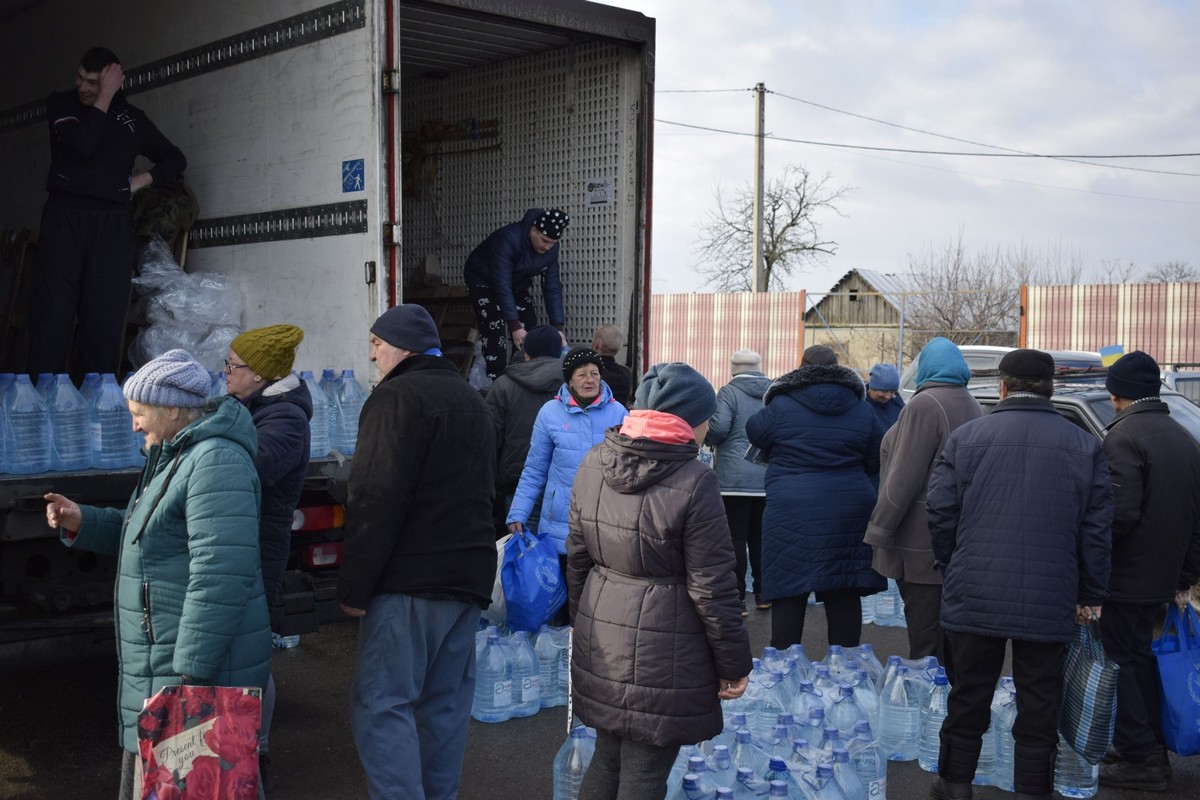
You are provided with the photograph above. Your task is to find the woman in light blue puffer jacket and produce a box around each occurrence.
[506,347,627,555]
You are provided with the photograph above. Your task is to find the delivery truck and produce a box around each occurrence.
[0,0,654,667]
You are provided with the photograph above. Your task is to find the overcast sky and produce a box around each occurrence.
[602,0,1200,296]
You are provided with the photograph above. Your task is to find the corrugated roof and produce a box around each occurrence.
[836,268,920,312]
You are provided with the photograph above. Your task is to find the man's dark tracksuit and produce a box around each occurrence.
[27,89,186,376]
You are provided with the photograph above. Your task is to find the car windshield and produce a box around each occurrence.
[1172,375,1200,405]
[1086,395,1200,442]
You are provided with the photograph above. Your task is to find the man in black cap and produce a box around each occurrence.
[463,207,571,380]
[27,46,187,377]
[1097,350,1200,792]
[337,304,496,800]
[925,348,1113,800]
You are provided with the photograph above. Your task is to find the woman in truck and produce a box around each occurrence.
[225,323,312,790]
[43,348,271,800]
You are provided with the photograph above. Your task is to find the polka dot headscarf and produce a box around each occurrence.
[534,209,571,240]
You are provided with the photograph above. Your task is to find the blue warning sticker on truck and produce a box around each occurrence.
[342,159,365,193]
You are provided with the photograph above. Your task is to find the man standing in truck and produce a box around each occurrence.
[26,46,187,378]
[338,304,497,800]
[464,207,569,380]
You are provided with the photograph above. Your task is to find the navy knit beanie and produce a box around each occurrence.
[523,325,562,359]
[370,304,441,352]
[634,362,717,427]
[1105,350,1160,400]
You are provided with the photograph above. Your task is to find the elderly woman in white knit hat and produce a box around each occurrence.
[43,349,271,799]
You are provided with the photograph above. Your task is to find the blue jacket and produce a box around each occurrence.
[746,364,885,600]
[866,393,904,433]
[243,374,312,600]
[463,208,565,326]
[507,382,627,553]
[705,372,771,495]
[927,397,1113,642]
[62,396,271,753]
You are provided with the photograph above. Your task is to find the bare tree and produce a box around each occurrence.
[1144,260,1199,283]
[1097,258,1141,283]
[694,164,849,291]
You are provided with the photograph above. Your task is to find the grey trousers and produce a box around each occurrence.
[897,579,945,665]
[579,729,680,800]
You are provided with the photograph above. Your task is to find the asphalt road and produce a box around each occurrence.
[0,607,1194,799]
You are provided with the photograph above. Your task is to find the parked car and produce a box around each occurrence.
[898,345,1104,400]
[1162,364,1200,407]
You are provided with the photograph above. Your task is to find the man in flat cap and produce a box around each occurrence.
[925,349,1113,800]
[1097,351,1200,792]
[464,207,571,380]
[337,304,497,800]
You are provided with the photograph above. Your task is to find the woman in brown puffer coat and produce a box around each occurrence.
[566,362,753,800]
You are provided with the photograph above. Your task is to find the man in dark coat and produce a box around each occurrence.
[926,349,1112,800]
[1098,351,1200,792]
[338,305,496,800]
[865,362,905,432]
[463,208,569,379]
[865,338,982,663]
[28,46,186,377]
[591,324,634,406]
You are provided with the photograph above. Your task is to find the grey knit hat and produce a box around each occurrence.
[123,349,210,408]
[730,349,762,376]
[634,362,717,427]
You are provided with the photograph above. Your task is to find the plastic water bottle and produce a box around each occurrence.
[987,678,1017,791]
[802,763,844,799]
[471,628,513,723]
[272,632,300,649]
[786,644,814,678]
[789,679,824,724]
[533,625,563,709]
[861,591,875,626]
[1054,733,1098,798]
[918,668,951,772]
[829,683,865,737]
[552,725,595,800]
[299,370,331,459]
[6,374,51,474]
[45,375,90,471]
[122,371,148,461]
[761,757,795,790]
[90,375,135,469]
[319,369,344,453]
[509,630,541,717]
[0,373,14,471]
[79,373,101,402]
[35,372,55,398]
[730,728,760,773]
[878,665,921,761]
[832,747,867,799]
[335,369,367,455]
[741,668,785,740]
[849,721,887,799]
[851,670,881,734]
[872,580,902,627]
[848,643,885,686]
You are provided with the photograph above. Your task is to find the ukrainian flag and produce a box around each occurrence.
[1099,345,1125,367]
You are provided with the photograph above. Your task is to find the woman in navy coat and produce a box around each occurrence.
[747,346,885,649]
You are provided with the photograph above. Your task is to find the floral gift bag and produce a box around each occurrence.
[138,685,262,800]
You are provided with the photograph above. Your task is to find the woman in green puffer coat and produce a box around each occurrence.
[44,349,272,799]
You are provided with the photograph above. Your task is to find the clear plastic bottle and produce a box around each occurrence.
[91,374,135,469]
[319,369,344,453]
[761,757,796,792]
[851,669,881,734]
[335,369,368,455]
[552,725,595,800]
[789,679,824,725]
[78,372,102,403]
[822,644,849,675]
[828,683,865,737]
[734,766,769,800]
[509,630,541,718]
[832,747,868,799]
[786,643,814,679]
[813,665,840,712]
[860,591,875,626]
[988,678,1017,791]
[1053,733,1098,798]
[5,374,50,474]
[298,370,331,459]
[872,580,901,627]
[471,628,513,723]
[741,667,786,741]
[533,625,564,709]
[47,375,90,471]
[35,372,55,398]
[801,763,845,800]
[878,665,921,761]
[0,375,10,472]
[918,668,951,772]
[849,720,887,799]
[798,706,827,748]
[123,371,147,461]
[847,643,885,686]
[730,728,760,773]
[272,632,300,649]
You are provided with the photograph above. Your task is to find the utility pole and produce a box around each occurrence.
[751,82,766,292]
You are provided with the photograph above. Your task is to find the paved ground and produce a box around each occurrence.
[0,607,1193,798]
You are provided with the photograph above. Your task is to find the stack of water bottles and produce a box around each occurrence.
[471,624,571,724]
[315,369,367,457]
[862,579,906,628]
[0,372,145,474]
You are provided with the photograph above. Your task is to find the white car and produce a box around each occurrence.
[898,345,1105,400]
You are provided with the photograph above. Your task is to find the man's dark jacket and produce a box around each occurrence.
[486,355,563,493]
[1102,399,1200,603]
[45,89,186,206]
[927,397,1113,642]
[462,208,564,329]
[244,375,312,600]
[599,355,633,407]
[337,355,497,609]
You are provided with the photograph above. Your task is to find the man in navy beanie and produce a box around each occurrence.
[339,303,495,799]
[1098,351,1200,792]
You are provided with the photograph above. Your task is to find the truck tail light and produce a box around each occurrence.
[292,505,345,531]
[304,543,342,568]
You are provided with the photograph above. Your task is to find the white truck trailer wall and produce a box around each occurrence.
[0,0,385,378]
[401,39,646,354]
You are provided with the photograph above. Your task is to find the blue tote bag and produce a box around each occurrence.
[1152,605,1200,756]
[501,531,566,632]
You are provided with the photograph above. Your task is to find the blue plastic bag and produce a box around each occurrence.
[501,531,566,632]
[1058,620,1119,764]
[1153,605,1200,756]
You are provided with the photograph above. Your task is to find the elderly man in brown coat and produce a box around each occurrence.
[864,337,982,664]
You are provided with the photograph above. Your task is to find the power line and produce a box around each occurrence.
[653,119,1200,178]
